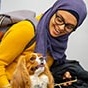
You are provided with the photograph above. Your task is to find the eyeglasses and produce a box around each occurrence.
[54,13,76,32]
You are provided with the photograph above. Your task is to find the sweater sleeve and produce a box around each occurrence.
[0,20,35,87]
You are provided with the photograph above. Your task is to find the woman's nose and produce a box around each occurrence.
[58,24,65,31]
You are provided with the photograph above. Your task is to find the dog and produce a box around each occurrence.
[11,53,54,88]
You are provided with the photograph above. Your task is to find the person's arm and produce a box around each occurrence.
[0,20,35,87]
[36,13,43,21]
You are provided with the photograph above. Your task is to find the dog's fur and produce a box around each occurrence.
[11,53,54,88]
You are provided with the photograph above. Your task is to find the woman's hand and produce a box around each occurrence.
[62,71,72,86]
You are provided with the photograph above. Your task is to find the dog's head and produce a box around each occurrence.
[26,53,46,75]
[11,53,46,88]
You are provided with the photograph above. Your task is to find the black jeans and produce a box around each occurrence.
[50,60,88,88]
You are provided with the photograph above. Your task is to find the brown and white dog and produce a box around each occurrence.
[11,53,54,88]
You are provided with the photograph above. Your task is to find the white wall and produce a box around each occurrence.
[0,0,1,10]
[1,0,56,14]
[66,0,88,70]
[1,0,88,70]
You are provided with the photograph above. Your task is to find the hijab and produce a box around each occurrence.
[35,0,87,63]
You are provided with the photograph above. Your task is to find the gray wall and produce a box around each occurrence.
[0,0,1,10]
[1,0,88,70]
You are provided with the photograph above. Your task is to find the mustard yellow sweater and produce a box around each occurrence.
[0,16,53,87]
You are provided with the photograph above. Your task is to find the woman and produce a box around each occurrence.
[0,0,87,88]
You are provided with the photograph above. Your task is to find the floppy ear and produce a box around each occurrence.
[11,56,31,88]
[44,64,54,88]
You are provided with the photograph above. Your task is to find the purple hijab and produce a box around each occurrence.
[35,0,87,63]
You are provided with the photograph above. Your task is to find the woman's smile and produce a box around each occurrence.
[53,24,60,35]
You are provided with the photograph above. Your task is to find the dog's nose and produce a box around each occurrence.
[41,62,44,65]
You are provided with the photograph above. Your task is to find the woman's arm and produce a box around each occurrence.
[0,20,35,87]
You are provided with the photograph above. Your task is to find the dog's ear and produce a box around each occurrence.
[11,56,31,88]
[44,64,54,88]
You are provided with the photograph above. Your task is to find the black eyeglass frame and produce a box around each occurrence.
[54,13,76,32]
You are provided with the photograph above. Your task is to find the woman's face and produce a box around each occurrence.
[49,10,77,37]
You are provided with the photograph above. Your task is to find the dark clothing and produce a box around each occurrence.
[50,60,88,88]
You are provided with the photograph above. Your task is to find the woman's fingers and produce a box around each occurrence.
[62,71,72,86]
[63,71,72,79]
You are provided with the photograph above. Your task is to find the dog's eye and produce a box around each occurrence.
[30,57,35,61]
[29,55,36,63]
[30,55,36,60]
[40,57,43,61]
